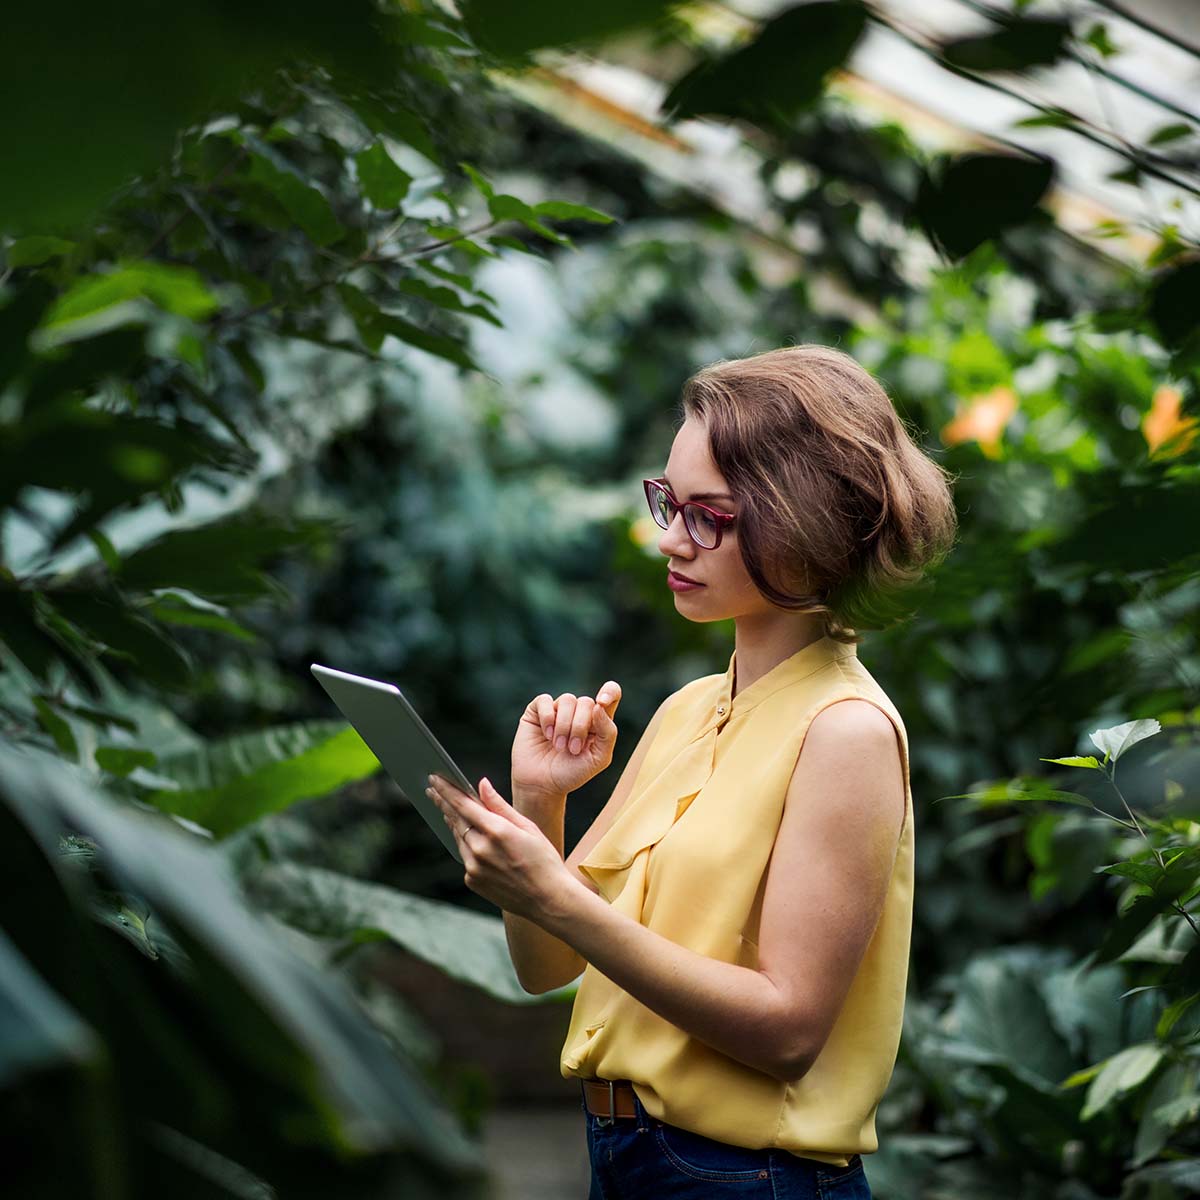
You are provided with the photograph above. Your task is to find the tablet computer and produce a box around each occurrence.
[310,663,477,864]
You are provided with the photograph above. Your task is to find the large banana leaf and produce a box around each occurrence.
[133,720,382,838]
[0,742,488,1199]
[245,860,579,1006]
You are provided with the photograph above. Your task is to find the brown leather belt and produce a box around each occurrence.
[581,1077,639,1120]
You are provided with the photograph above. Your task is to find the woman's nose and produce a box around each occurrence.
[658,510,694,557]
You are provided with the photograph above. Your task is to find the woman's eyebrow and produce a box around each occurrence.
[661,474,734,501]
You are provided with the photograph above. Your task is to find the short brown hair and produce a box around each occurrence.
[679,344,958,643]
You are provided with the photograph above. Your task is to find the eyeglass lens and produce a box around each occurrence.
[646,482,720,548]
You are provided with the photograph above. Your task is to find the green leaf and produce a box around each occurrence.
[487,234,544,257]
[118,513,332,605]
[1026,811,1112,905]
[532,200,616,224]
[1083,22,1119,58]
[0,584,101,696]
[43,262,219,328]
[947,951,1075,1087]
[487,193,570,244]
[356,104,438,163]
[1133,1060,1194,1164]
[30,696,78,757]
[423,222,499,259]
[1094,853,1200,964]
[245,862,575,1005]
[1081,1043,1164,1119]
[1089,719,1161,763]
[1045,478,1200,574]
[94,746,159,778]
[459,161,494,199]
[1147,122,1194,146]
[0,926,102,1089]
[40,698,137,735]
[335,281,386,352]
[461,0,677,57]
[940,17,1070,72]
[1098,860,1165,888]
[48,590,193,691]
[0,277,54,388]
[394,276,502,327]
[91,888,162,958]
[1061,1062,1104,1090]
[86,528,121,574]
[1039,755,1101,769]
[139,721,383,839]
[6,236,76,268]
[940,775,1094,810]
[245,149,345,247]
[354,142,412,209]
[24,412,253,556]
[1013,109,1080,131]
[662,0,866,122]
[338,281,482,364]
[1126,1161,1200,1191]
[373,309,480,370]
[1040,960,1126,1062]
[0,1,393,233]
[916,152,1054,260]
[393,11,473,49]
[1148,260,1200,350]
[0,741,485,1176]
[1157,993,1200,1040]
[144,589,259,643]
[1148,1091,1200,1135]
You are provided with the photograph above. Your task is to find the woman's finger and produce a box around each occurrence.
[569,697,594,754]
[590,700,617,745]
[476,776,517,821]
[552,694,577,752]
[596,681,621,717]
[428,774,488,829]
[533,693,556,741]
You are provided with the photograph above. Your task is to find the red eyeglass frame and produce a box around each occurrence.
[643,477,737,550]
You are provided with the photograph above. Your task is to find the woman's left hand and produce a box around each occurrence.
[425,773,579,924]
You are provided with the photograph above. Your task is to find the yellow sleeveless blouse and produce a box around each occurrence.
[559,634,914,1166]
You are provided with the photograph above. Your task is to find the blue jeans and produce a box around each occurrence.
[580,1083,872,1198]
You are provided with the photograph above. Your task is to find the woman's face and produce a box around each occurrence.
[657,415,769,621]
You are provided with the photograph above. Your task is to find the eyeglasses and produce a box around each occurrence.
[643,478,737,550]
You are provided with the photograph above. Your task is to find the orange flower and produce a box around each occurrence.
[1143,385,1198,457]
[940,385,1018,459]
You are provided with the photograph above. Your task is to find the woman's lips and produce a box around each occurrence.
[668,570,705,592]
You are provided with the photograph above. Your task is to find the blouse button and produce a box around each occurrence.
[717,705,726,716]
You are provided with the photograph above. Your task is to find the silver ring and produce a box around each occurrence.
[463,825,473,838]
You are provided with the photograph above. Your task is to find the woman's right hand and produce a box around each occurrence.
[510,682,622,803]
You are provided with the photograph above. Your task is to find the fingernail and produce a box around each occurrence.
[556,736,566,751]
[544,726,553,739]
[569,737,581,754]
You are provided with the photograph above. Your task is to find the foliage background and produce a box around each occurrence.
[2,1,1198,1197]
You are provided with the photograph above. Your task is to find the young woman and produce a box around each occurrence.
[426,345,957,1198]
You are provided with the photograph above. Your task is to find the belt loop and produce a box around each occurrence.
[596,1079,613,1128]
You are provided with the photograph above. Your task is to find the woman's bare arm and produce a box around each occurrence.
[504,694,673,995]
